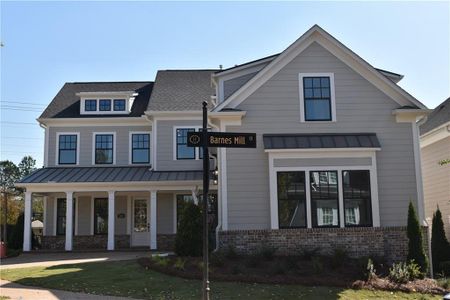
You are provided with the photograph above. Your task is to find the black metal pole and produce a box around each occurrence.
[202,101,210,300]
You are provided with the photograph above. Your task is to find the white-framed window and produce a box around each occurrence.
[56,132,80,165]
[173,126,203,160]
[92,132,116,165]
[80,98,131,115]
[129,131,151,165]
[299,73,336,122]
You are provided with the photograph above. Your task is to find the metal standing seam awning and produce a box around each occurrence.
[18,166,205,184]
[263,133,381,150]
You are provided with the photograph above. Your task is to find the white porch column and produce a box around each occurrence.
[107,191,115,251]
[23,191,32,252]
[65,191,74,251]
[150,190,157,250]
[191,188,199,205]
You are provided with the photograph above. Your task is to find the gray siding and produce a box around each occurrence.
[225,42,418,229]
[224,72,258,100]
[273,157,372,168]
[422,137,450,240]
[76,196,91,235]
[48,125,151,167]
[115,196,128,235]
[44,196,55,236]
[157,193,175,234]
[156,120,203,171]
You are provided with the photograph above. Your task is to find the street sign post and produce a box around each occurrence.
[190,102,256,300]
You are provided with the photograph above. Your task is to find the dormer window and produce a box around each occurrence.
[85,99,97,111]
[78,91,137,115]
[99,99,111,111]
[113,99,126,111]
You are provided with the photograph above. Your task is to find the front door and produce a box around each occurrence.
[131,199,150,247]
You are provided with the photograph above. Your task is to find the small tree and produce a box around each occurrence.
[175,202,202,257]
[431,207,450,275]
[407,202,428,273]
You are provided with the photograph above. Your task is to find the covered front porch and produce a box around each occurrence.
[18,167,216,252]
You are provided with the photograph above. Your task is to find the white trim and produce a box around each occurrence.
[173,126,202,161]
[213,55,276,78]
[43,196,47,236]
[213,25,426,112]
[173,194,177,234]
[150,190,157,250]
[90,196,94,235]
[219,121,229,230]
[107,191,115,250]
[145,111,202,119]
[299,73,336,122]
[53,198,57,236]
[56,132,80,166]
[65,191,74,251]
[43,126,49,167]
[38,116,150,127]
[126,196,131,235]
[337,171,345,228]
[152,119,158,170]
[412,122,425,223]
[92,132,116,165]
[129,131,152,166]
[23,191,32,251]
[420,122,450,148]
[74,196,78,235]
[80,95,134,115]
[265,147,380,154]
[268,150,380,229]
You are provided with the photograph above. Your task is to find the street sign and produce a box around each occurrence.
[187,132,256,148]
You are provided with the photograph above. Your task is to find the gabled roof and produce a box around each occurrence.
[147,70,217,111]
[213,24,427,112]
[420,97,450,135]
[40,82,153,119]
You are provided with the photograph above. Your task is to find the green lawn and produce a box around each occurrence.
[0,260,443,300]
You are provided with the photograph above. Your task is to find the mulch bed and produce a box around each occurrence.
[353,277,449,295]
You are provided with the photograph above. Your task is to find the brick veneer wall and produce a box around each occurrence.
[218,227,429,263]
[41,235,130,250]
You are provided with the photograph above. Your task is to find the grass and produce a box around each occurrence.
[0,260,444,300]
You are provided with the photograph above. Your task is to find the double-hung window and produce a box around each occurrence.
[56,198,75,235]
[131,133,150,164]
[94,198,108,235]
[58,134,78,165]
[95,134,114,164]
[175,127,202,160]
[99,99,111,111]
[300,74,335,122]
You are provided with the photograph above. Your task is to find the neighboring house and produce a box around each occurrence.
[420,98,450,240]
[18,25,431,262]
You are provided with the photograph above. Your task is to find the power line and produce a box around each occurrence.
[0,121,37,125]
[0,137,42,140]
[0,101,46,107]
[1,107,42,112]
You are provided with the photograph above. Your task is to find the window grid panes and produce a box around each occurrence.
[56,198,75,235]
[113,99,126,111]
[85,99,97,111]
[132,134,150,164]
[277,172,307,228]
[99,99,111,111]
[310,171,339,227]
[58,134,77,165]
[95,134,113,164]
[176,128,196,159]
[94,198,108,235]
[343,170,372,227]
[303,77,332,121]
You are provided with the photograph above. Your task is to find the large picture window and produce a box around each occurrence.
[131,133,150,164]
[95,134,114,164]
[58,134,77,165]
[343,170,372,227]
[277,172,307,228]
[302,76,332,121]
[94,198,108,235]
[176,128,196,159]
[310,171,339,227]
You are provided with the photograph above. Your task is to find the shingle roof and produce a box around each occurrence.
[147,70,217,111]
[40,82,153,118]
[420,97,450,135]
[19,167,204,184]
[263,133,381,149]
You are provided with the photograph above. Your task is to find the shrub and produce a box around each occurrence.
[388,260,422,284]
[366,258,377,281]
[173,257,186,270]
[331,247,348,269]
[258,245,277,261]
[7,213,24,250]
[439,261,450,276]
[224,245,238,260]
[231,265,242,275]
[431,207,450,275]
[299,247,321,260]
[152,255,169,267]
[285,256,298,269]
[311,256,324,274]
[270,263,286,275]
[244,255,261,268]
[437,277,450,289]
[175,202,202,257]
[210,251,225,267]
[407,202,428,273]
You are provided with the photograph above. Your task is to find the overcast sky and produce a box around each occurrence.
[1,1,449,166]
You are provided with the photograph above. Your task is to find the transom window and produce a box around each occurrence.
[131,133,150,164]
[85,99,97,111]
[58,134,77,165]
[175,127,202,160]
[94,198,108,235]
[99,99,111,111]
[95,134,114,164]
[299,73,335,122]
[113,99,126,111]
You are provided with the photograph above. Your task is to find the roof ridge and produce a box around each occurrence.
[69,81,153,84]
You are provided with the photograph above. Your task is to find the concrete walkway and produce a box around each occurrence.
[0,279,137,300]
[0,251,153,269]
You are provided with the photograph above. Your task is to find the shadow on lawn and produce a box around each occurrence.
[2,261,359,300]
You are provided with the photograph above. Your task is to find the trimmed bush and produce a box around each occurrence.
[407,202,428,273]
[431,207,450,275]
[175,202,202,257]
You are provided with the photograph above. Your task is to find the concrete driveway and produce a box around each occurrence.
[0,251,153,269]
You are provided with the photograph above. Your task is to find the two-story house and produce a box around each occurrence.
[18,25,430,262]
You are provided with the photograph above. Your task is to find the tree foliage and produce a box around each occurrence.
[431,207,450,275]
[175,202,203,257]
[407,202,428,273]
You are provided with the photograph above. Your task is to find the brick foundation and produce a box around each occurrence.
[41,235,130,250]
[157,234,176,251]
[218,226,429,263]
